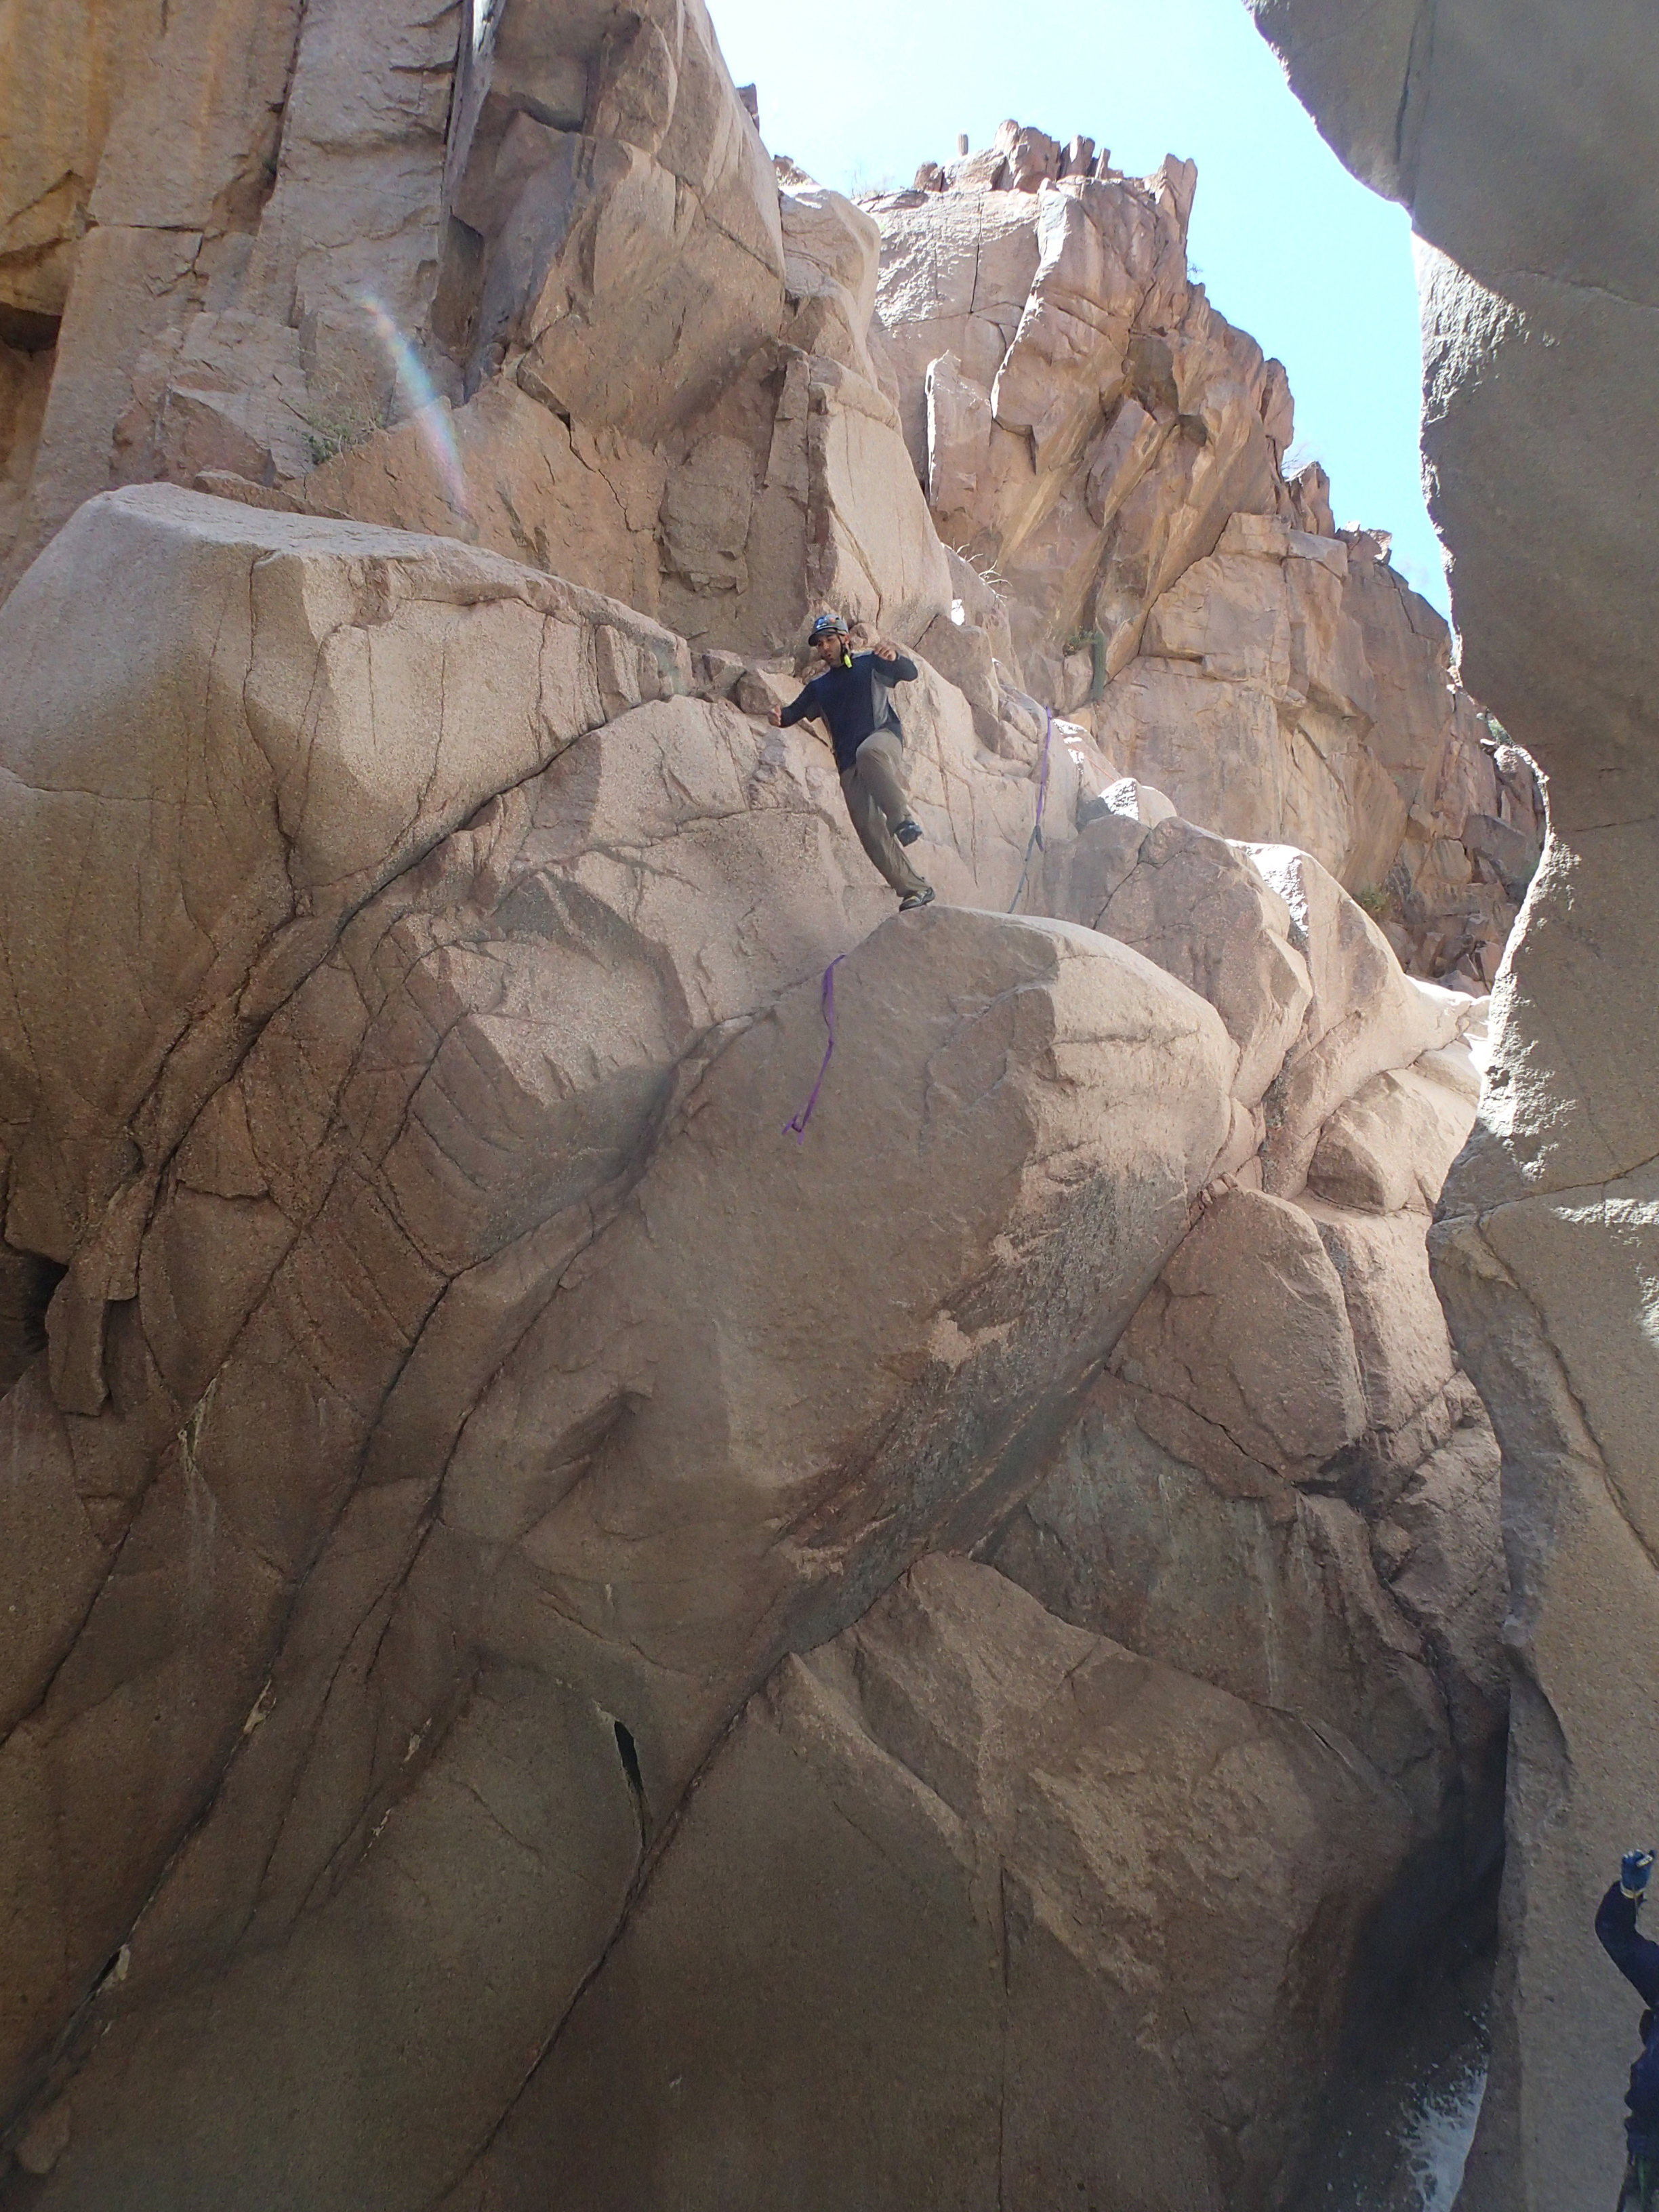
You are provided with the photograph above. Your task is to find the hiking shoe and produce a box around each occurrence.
[895,816,923,846]
[899,884,936,912]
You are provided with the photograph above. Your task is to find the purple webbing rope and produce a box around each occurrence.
[782,953,846,1142]
[1008,705,1054,914]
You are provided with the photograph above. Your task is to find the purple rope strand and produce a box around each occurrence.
[1008,706,1054,914]
[782,953,846,1141]
[785,703,1052,1136]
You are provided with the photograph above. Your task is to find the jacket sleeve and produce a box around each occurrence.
[777,678,820,728]
[1597,1883,1659,2006]
[876,653,918,687]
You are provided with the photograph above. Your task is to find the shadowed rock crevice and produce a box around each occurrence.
[0,1246,64,1396]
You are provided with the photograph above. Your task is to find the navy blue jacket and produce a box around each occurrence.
[779,651,918,773]
[1597,1883,1659,2154]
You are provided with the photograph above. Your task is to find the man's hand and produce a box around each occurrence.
[1624,1849,1656,1900]
[873,642,897,661]
[767,706,783,726]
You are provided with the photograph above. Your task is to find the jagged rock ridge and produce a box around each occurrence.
[861,120,1544,991]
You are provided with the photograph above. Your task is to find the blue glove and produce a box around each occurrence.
[1622,1850,1655,1900]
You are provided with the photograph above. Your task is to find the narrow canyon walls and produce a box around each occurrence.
[1244,3,1659,2206]
[0,0,1532,2199]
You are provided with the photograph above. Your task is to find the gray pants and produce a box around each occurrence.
[840,729,927,898]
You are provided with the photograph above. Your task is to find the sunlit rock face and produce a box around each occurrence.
[0,1,1517,2203]
[1242,4,1659,2208]
[0,9,1542,994]
[0,474,1504,2212]
[861,128,1544,987]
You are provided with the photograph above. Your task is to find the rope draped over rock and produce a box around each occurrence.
[781,953,847,1141]
[1007,706,1054,916]
[783,705,1055,1140]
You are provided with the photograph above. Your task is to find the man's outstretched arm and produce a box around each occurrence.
[872,643,918,684]
[771,679,820,730]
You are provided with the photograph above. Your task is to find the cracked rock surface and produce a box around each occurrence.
[0,2,1522,2203]
[0,475,1503,2212]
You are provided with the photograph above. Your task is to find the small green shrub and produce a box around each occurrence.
[298,394,388,469]
[1353,884,1391,921]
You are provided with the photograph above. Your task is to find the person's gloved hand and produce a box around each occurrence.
[1622,1849,1655,1900]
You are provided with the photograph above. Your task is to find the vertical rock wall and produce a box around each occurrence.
[1242,4,1659,2207]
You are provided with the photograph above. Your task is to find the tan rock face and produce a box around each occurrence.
[991,1368,1503,1843]
[867,159,1278,686]
[0,0,167,320]
[299,376,669,615]
[456,3,785,441]
[0,23,1545,988]
[779,182,884,380]
[0,9,1517,2200]
[346,16,944,659]
[1248,843,1470,1194]
[1045,811,1479,1206]
[983,955,1502,1902]
[1113,1188,1368,1486]
[0,484,1277,2205]
[874,186,1042,473]
[455,1557,1420,2212]
[1308,1054,1478,1216]
[1057,815,1313,1106]
[0,0,949,667]
[1103,516,1416,890]
[0,485,687,1304]
[989,1185,1502,1956]
[12,897,1230,2209]
[1304,1199,1458,1434]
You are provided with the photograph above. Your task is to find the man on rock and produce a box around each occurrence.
[1597,1848,1659,2209]
[769,613,936,910]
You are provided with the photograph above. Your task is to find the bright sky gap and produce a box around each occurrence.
[705,0,1448,615]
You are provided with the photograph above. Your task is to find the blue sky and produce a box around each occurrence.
[706,0,1448,615]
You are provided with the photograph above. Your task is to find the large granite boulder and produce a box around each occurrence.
[1052,813,1313,1107]
[0,485,1253,2205]
[0,459,1505,2209]
[449,1555,1423,2212]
